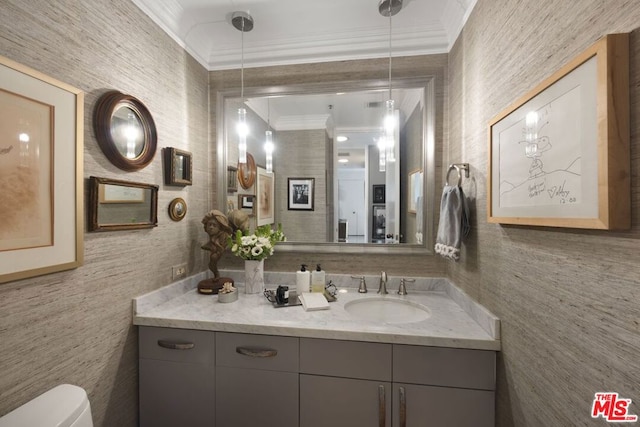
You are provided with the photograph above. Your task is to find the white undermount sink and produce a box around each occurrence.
[344,297,431,324]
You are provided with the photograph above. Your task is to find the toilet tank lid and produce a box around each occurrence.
[0,384,90,427]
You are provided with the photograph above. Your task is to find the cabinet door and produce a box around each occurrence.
[300,375,391,427]
[216,366,298,427]
[392,383,494,427]
[139,358,215,427]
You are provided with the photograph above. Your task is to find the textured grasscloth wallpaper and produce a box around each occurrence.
[0,1,209,425]
[447,0,640,425]
[4,0,637,426]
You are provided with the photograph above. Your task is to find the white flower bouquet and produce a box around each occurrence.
[229,224,286,261]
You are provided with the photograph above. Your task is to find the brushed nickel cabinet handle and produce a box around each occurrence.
[236,346,278,358]
[378,384,386,427]
[399,386,407,427]
[157,340,195,350]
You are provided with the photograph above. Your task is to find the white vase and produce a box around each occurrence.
[244,259,265,294]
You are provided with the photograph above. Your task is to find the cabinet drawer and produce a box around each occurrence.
[216,332,298,372]
[139,326,214,365]
[393,345,495,390]
[300,338,392,381]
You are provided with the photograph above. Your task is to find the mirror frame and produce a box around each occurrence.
[163,147,193,186]
[217,77,436,254]
[93,90,157,171]
[88,176,159,231]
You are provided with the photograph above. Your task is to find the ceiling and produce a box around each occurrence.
[131,0,478,71]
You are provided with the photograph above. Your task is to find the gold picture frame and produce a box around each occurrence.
[168,198,187,222]
[0,55,84,283]
[256,166,274,226]
[488,34,629,230]
[408,169,423,214]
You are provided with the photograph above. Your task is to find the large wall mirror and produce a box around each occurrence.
[217,77,435,254]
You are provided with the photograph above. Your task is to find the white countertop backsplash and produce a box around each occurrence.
[133,270,500,351]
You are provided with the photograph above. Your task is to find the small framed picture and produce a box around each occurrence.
[238,194,255,216]
[163,147,192,186]
[256,167,275,226]
[373,185,385,204]
[288,178,315,211]
[168,197,187,221]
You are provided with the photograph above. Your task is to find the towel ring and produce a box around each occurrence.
[445,163,470,187]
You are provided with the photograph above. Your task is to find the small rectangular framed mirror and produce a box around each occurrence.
[163,147,192,186]
[89,176,158,231]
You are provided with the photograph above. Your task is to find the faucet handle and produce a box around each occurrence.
[398,278,415,295]
[351,276,367,293]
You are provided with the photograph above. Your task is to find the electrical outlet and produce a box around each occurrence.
[172,263,187,280]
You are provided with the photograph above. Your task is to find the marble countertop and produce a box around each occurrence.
[133,271,501,351]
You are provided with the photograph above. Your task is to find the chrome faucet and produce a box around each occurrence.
[397,278,415,295]
[351,275,368,293]
[377,271,388,294]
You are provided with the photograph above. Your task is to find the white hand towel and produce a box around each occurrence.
[434,185,470,261]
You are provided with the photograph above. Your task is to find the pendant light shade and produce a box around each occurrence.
[264,130,274,172]
[237,107,248,164]
[379,0,401,168]
[232,11,253,164]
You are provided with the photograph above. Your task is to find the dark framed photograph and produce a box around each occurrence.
[288,178,315,211]
[238,193,255,216]
[373,185,386,204]
[163,147,192,186]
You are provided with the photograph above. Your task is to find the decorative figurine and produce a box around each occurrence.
[197,209,249,294]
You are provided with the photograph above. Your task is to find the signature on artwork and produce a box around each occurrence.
[0,145,14,155]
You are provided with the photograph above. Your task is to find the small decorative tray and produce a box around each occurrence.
[263,282,337,308]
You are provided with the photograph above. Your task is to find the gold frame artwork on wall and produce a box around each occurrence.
[256,166,274,226]
[168,197,187,222]
[408,169,423,214]
[0,54,84,284]
[488,33,629,230]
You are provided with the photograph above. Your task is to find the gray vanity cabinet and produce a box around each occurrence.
[299,338,393,427]
[392,345,496,427]
[300,376,392,427]
[138,329,496,427]
[299,338,496,427]
[215,332,299,427]
[138,326,215,427]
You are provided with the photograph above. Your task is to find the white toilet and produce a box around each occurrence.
[0,384,93,427]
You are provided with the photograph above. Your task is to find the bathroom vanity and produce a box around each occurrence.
[134,273,500,427]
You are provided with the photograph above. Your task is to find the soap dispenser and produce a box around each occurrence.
[311,264,325,293]
[296,264,311,294]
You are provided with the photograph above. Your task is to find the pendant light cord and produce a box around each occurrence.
[388,2,392,100]
[241,19,245,101]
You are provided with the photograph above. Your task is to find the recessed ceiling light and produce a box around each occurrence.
[336,135,348,142]
[338,158,349,163]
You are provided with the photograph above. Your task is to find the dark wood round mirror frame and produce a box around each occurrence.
[93,90,157,171]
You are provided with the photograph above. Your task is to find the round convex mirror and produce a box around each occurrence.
[94,91,157,171]
[110,105,145,160]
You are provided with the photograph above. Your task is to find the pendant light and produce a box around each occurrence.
[232,11,253,164]
[379,0,401,169]
[264,98,274,172]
